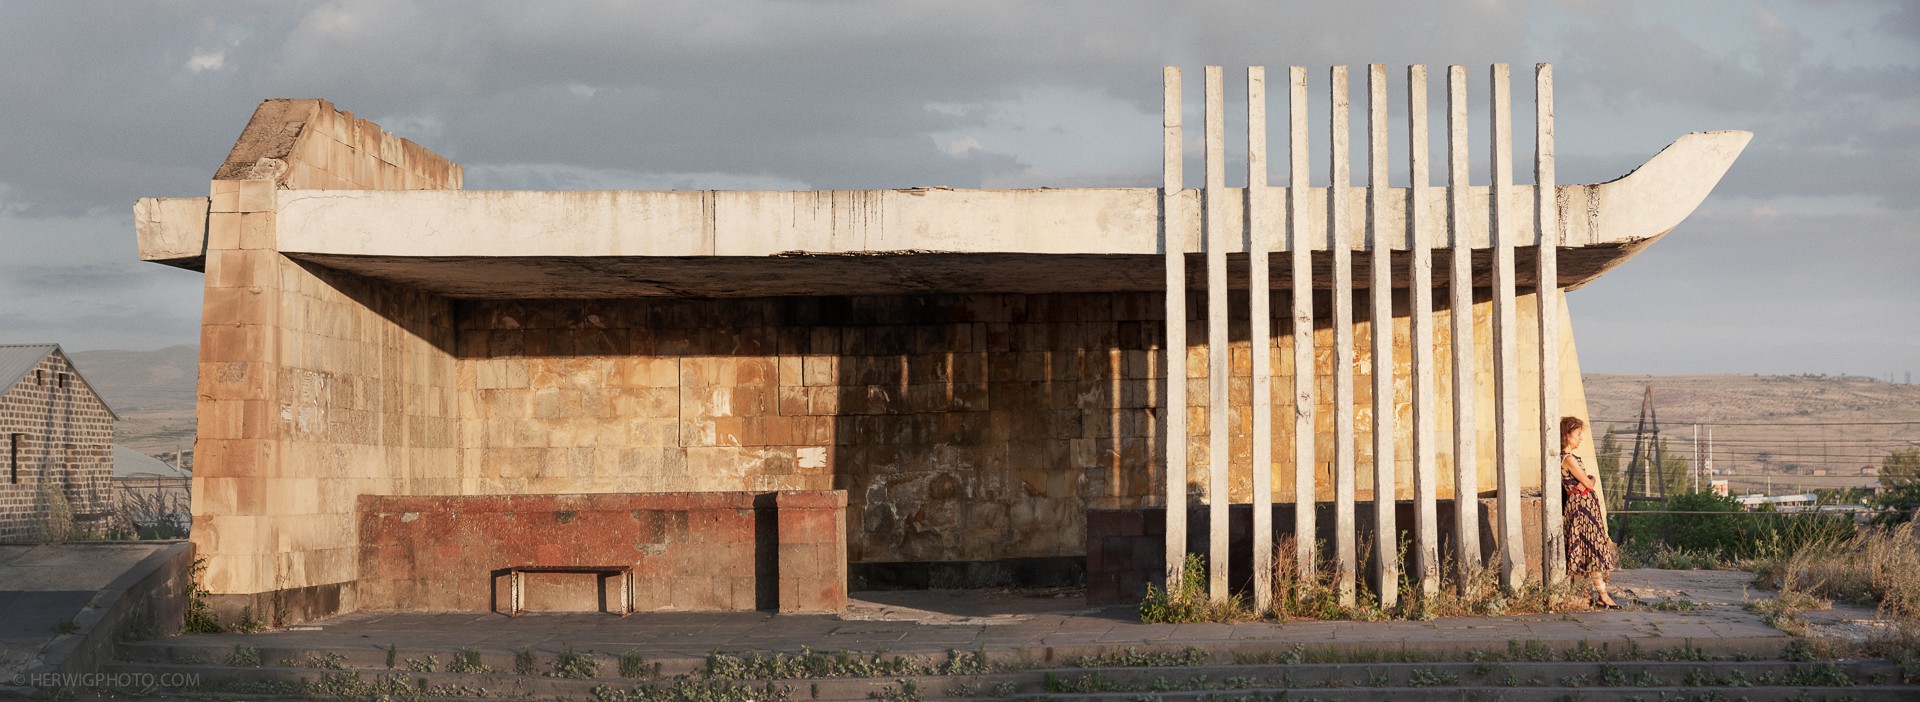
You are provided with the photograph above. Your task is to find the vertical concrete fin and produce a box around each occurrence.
[1536,63,1566,587]
[1489,63,1529,592]
[1247,66,1275,612]
[1162,66,1189,589]
[1365,64,1398,609]
[1407,65,1442,602]
[1288,66,1318,581]
[1447,66,1483,583]
[1204,65,1231,602]
[1329,65,1358,607]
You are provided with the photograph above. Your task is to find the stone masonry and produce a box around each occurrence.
[0,345,116,542]
[133,86,1744,622]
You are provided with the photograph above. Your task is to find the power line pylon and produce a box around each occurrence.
[1622,385,1665,505]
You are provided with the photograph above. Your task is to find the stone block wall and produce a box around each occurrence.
[356,490,845,613]
[0,350,116,542]
[450,289,1588,575]
[184,99,1595,619]
[190,100,461,623]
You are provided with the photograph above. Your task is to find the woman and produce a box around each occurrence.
[1561,416,1619,608]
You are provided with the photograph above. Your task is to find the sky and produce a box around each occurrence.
[0,0,1914,376]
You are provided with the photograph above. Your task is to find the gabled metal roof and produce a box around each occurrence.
[0,343,120,420]
[0,343,60,391]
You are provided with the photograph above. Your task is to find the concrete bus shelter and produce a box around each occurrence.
[134,64,1747,625]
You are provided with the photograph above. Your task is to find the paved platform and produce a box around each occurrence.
[0,543,182,679]
[133,569,1800,665]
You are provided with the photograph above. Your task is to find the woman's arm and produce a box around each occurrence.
[1563,454,1595,491]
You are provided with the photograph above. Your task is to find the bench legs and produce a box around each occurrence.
[503,568,631,616]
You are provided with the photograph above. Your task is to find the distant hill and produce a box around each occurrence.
[67,345,198,413]
[67,345,198,457]
[1582,373,1920,495]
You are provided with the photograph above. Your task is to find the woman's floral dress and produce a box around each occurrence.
[1563,452,1617,576]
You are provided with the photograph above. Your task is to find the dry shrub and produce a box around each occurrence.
[1265,536,1591,621]
[1748,520,1920,657]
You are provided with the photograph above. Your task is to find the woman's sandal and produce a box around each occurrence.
[1590,591,1621,610]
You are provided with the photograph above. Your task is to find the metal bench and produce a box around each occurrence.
[499,565,634,617]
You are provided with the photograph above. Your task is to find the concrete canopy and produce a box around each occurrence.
[137,131,1749,299]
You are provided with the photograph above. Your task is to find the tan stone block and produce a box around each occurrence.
[209,179,241,213]
[777,356,803,387]
[199,398,274,440]
[263,477,322,516]
[239,211,276,250]
[801,355,836,387]
[236,180,275,213]
[198,360,273,402]
[206,249,279,289]
[206,212,243,250]
[192,438,275,479]
[203,286,275,329]
[199,514,271,555]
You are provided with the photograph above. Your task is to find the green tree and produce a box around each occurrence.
[1595,427,1625,511]
[1871,447,1920,524]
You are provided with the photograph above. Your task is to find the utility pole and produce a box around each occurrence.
[1692,424,1700,493]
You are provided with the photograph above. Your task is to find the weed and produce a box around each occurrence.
[1785,662,1855,687]
[1071,647,1207,668]
[1140,554,1253,623]
[225,644,261,667]
[1647,598,1706,612]
[232,606,266,634]
[590,680,795,702]
[182,558,222,634]
[303,651,348,670]
[939,648,992,675]
[51,619,78,635]
[703,646,945,680]
[449,647,493,674]
[1747,520,1920,660]
[1407,668,1458,687]
[621,649,662,678]
[405,654,439,673]
[867,679,920,702]
[386,643,397,669]
[552,645,601,679]
[1044,672,1123,693]
[1600,663,1628,686]
[515,646,539,676]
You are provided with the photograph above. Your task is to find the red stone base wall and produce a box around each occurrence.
[356,490,846,613]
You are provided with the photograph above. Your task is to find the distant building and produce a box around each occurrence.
[1710,479,1730,497]
[0,344,117,541]
[112,444,190,538]
[1737,493,1817,511]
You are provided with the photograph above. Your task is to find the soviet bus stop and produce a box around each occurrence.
[133,63,1747,626]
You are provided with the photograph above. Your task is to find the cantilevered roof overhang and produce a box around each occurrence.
[136,128,1747,299]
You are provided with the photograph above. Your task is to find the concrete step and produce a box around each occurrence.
[98,658,1911,701]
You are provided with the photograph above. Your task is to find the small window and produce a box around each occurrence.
[7,434,19,484]
[58,373,69,389]
[34,369,44,385]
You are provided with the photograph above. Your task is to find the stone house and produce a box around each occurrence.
[133,64,1747,624]
[0,344,117,542]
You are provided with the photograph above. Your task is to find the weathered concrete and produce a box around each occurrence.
[134,72,1746,621]
[0,541,191,689]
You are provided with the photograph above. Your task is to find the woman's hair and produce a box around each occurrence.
[1560,416,1585,448]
